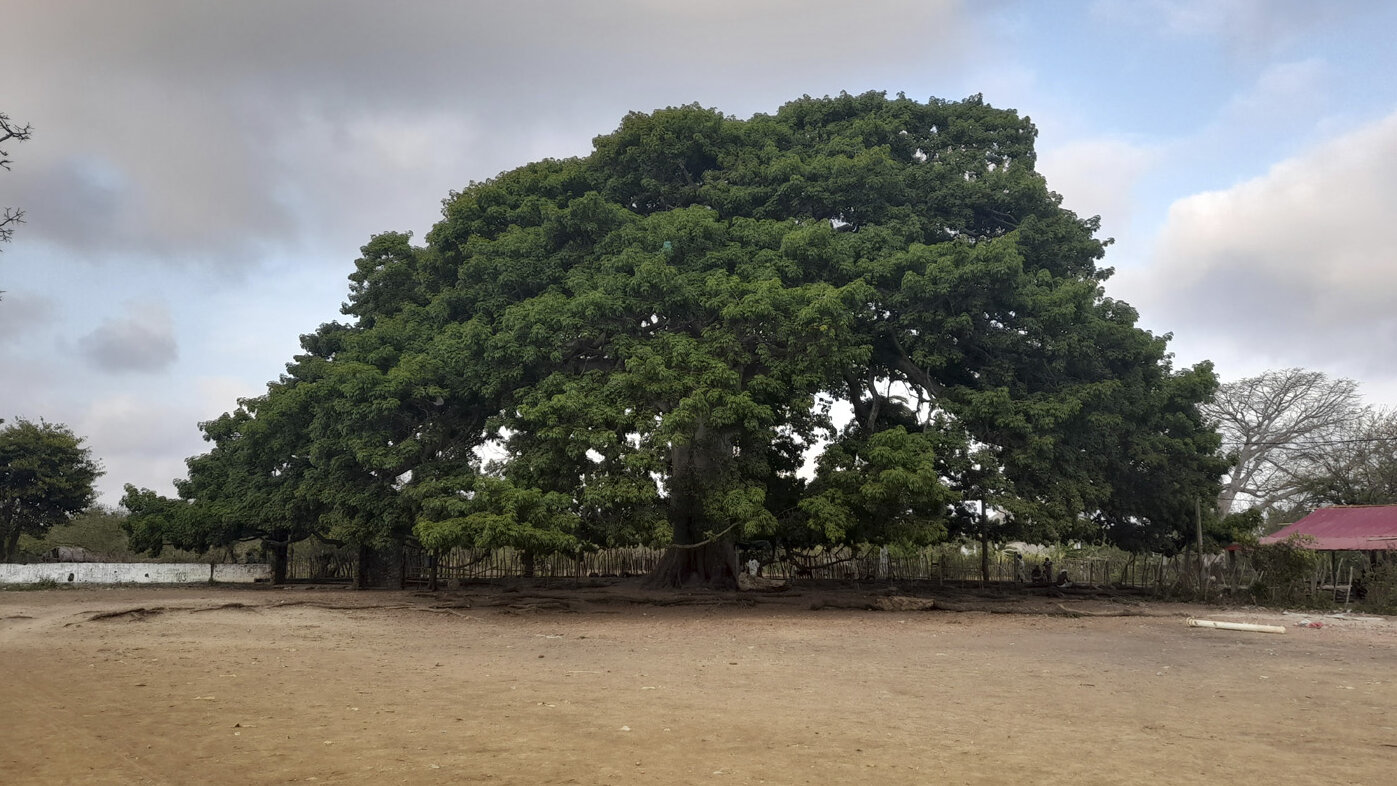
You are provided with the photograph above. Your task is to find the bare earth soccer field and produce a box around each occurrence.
[2,585,1394,785]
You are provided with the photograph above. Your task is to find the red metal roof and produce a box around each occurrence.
[1259,506,1397,551]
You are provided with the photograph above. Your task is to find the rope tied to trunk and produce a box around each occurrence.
[667,522,739,550]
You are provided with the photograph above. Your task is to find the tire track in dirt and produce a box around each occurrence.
[2,647,179,784]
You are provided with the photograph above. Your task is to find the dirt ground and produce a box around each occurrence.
[2,582,1394,785]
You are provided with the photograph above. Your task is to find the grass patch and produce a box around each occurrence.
[2,577,63,591]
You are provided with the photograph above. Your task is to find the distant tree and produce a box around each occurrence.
[1296,409,1397,507]
[0,418,102,562]
[16,506,133,561]
[1,112,32,300]
[122,396,327,584]
[1,112,31,246]
[1204,369,1363,518]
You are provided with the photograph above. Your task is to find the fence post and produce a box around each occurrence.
[1196,496,1206,599]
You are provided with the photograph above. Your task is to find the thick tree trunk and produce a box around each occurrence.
[355,544,371,589]
[644,419,739,590]
[3,526,21,563]
[979,529,990,585]
[0,504,20,562]
[646,540,738,589]
[266,538,289,585]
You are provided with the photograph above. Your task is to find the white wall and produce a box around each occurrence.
[0,562,271,584]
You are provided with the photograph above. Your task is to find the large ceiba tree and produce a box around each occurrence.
[125,93,1225,586]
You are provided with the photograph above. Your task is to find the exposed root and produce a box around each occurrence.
[188,602,256,613]
[873,596,938,611]
[1056,603,1149,618]
[417,606,474,618]
[643,540,738,590]
[87,607,165,621]
[810,595,938,611]
[497,599,577,615]
[269,601,418,612]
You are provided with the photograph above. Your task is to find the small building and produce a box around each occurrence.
[1261,505,1397,552]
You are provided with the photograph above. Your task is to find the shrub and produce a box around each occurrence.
[1357,559,1397,613]
[1247,536,1322,607]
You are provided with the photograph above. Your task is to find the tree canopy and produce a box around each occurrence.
[1,418,102,562]
[1296,409,1397,507]
[1204,368,1363,519]
[124,92,1225,585]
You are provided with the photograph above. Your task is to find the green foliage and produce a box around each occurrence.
[146,92,1224,576]
[3,577,61,591]
[415,475,578,555]
[0,418,102,562]
[800,427,954,547]
[1357,559,1397,614]
[1247,536,1321,606]
[16,506,131,560]
[120,484,198,555]
[1208,508,1262,551]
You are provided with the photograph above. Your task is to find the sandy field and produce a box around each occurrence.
[1,583,1394,785]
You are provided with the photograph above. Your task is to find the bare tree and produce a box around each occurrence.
[1298,409,1397,507]
[1,112,32,247]
[1204,368,1363,518]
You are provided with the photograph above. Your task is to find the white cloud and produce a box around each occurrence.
[268,108,488,248]
[79,395,190,459]
[77,395,192,500]
[195,376,262,422]
[1220,58,1334,130]
[0,1,976,269]
[1091,0,1366,57]
[0,291,55,345]
[1117,107,1397,385]
[1037,137,1160,236]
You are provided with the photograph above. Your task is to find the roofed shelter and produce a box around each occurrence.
[1261,505,1397,551]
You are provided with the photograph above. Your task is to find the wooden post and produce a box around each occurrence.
[1196,497,1206,598]
[1330,551,1338,601]
[979,526,990,586]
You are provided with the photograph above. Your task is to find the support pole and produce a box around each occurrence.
[1330,551,1338,600]
[1196,497,1205,597]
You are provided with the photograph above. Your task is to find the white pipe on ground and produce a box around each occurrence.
[1187,618,1286,634]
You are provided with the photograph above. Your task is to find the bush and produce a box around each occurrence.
[16,507,133,560]
[1,577,60,591]
[1247,536,1322,607]
[1357,559,1397,613]
[16,506,244,564]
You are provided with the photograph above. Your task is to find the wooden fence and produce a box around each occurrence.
[416,547,665,582]
[285,539,1375,601]
[381,544,1266,593]
[752,547,1257,592]
[280,541,1385,608]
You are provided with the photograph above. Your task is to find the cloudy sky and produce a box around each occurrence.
[4,0,1397,504]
